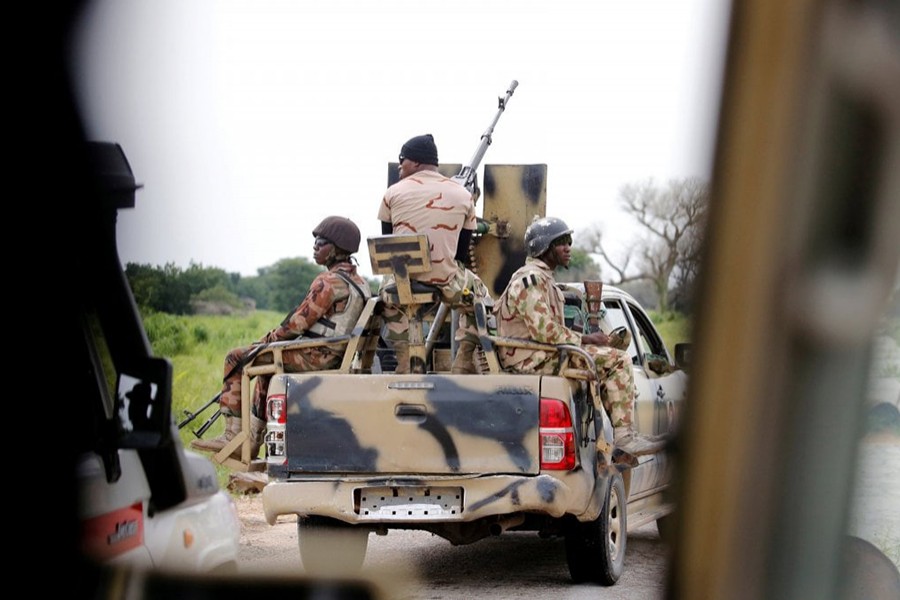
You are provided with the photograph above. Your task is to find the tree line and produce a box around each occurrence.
[128,177,708,316]
[125,257,354,315]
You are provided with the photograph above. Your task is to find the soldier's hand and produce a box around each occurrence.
[582,331,610,347]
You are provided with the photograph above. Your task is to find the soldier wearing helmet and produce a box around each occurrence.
[377,133,491,374]
[494,216,665,456]
[192,216,372,461]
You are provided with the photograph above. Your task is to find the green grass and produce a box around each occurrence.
[142,309,283,486]
[648,311,692,353]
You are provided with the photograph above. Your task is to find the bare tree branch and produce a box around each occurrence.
[579,177,709,311]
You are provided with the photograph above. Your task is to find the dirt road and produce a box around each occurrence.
[233,434,899,598]
[234,493,669,599]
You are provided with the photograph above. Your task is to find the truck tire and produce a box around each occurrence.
[297,516,368,574]
[564,472,627,585]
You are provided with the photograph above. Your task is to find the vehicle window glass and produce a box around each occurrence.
[628,302,667,359]
[603,300,638,363]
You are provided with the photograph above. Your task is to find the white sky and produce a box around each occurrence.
[71,0,731,280]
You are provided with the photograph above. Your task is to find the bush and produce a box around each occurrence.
[193,324,210,344]
[143,312,192,356]
[190,284,246,315]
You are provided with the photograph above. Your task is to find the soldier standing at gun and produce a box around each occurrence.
[377,133,490,374]
[192,216,371,460]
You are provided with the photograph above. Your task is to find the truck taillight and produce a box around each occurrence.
[266,394,286,424]
[539,398,576,470]
[266,394,287,463]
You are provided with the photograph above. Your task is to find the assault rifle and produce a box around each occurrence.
[177,342,268,437]
[451,79,518,199]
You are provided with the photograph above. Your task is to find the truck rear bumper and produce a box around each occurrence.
[262,473,594,526]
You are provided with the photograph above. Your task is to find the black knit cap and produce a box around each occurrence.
[400,134,439,166]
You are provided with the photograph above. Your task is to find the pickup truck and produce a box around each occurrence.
[257,234,689,586]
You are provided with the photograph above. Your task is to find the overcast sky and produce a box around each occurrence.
[71,0,731,280]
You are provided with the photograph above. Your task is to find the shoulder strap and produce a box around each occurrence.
[334,270,369,300]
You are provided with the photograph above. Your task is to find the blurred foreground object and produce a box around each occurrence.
[668,1,900,599]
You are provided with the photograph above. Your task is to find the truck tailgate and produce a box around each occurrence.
[279,373,543,476]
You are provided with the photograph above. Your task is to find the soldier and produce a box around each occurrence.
[192,216,372,460]
[377,133,490,374]
[494,216,666,455]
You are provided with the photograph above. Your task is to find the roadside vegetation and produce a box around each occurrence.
[143,309,283,484]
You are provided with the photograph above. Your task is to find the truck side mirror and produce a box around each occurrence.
[115,357,173,449]
[674,343,692,371]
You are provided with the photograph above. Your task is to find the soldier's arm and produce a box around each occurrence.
[454,228,472,263]
[264,274,336,342]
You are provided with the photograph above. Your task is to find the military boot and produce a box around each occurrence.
[451,340,478,374]
[392,341,410,374]
[191,414,242,453]
[614,426,669,456]
[229,415,267,460]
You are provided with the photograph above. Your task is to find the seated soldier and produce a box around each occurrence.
[494,216,666,456]
[192,216,372,460]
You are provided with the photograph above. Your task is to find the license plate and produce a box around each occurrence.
[356,486,463,521]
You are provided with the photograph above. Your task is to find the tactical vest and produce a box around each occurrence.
[306,271,371,337]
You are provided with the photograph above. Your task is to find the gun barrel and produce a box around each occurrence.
[457,80,518,188]
[178,392,221,429]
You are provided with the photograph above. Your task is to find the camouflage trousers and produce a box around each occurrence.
[380,265,490,345]
[515,345,635,429]
[219,343,342,418]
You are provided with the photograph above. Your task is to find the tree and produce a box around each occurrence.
[125,256,381,315]
[258,257,323,313]
[126,261,242,314]
[580,177,708,313]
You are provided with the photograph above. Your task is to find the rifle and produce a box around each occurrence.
[451,79,518,198]
[177,342,269,437]
[177,392,221,431]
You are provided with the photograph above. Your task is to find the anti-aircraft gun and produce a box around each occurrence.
[374,80,548,372]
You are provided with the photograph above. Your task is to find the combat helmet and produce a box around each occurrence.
[525,216,574,258]
[313,216,361,254]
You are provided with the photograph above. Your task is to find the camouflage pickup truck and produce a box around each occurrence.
[257,234,689,586]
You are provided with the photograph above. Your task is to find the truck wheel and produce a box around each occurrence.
[297,516,368,574]
[564,472,627,585]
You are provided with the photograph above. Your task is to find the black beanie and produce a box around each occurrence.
[400,134,439,166]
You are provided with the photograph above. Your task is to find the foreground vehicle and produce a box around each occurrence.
[76,142,241,573]
[258,234,688,585]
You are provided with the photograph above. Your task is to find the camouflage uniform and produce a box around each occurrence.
[494,257,636,428]
[377,170,489,344]
[219,261,371,418]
